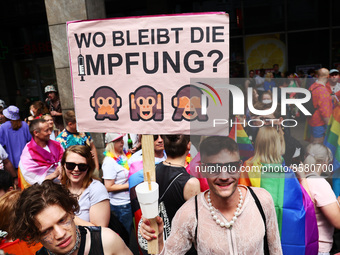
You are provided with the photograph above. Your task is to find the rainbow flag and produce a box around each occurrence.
[127,160,145,255]
[228,117,254,161]
[240,159,318,255]
[324,104,340,196]
[128,159,164,255]
[17,167,31,190]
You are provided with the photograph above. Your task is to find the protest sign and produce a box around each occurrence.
[67,12,229,134]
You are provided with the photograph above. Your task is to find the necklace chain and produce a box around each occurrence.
[164,161,184,168]
[70,186,83,199]
[207,188,243,229]
[47,226,80,255]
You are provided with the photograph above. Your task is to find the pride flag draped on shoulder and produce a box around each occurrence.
[239,159,319,255]
[324,104,340,196]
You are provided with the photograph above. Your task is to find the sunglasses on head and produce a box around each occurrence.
[65,162,89,172]
[199,161,242,177]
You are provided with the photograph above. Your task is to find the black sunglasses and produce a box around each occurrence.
[65,162,89,172]
[153,135,163,141]
[199,161,242,177]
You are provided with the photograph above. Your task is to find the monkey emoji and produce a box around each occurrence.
[172,85,208,121]
[129,85,163,121]
[90,86,121,120]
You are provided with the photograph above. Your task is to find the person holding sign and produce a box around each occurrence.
[138,135,200,254]
[140,136,282,254]
[102,133,133,236]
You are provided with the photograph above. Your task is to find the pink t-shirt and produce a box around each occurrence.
[306,174,337,252]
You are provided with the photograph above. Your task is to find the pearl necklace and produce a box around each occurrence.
[207,188,243,229]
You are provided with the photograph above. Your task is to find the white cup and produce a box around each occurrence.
[135,181,159,219]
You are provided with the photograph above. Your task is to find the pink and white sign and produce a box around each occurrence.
[67,12,229,134]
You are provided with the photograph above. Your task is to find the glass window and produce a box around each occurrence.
[287,0,329,30]
[332,0,340,26]
[332,29,340,68]
[244,0,285,34]
[105,0,147,17]
[287,30,329,72]
[230,37,244,78]
[197,1,243,36]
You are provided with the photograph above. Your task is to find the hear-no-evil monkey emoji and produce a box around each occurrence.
[129,85,164,121]
[90,86,122,120]
[172,85,208,121]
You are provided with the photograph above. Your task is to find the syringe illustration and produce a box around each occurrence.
[78,52,85,81]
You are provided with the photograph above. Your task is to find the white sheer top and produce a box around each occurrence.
[160,186,282,255]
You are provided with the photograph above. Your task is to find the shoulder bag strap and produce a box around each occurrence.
[159,172,183,201]
[195,194,198,244]
[248,187,270,255]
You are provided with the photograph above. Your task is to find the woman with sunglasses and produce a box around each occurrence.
[102,133,133,235]
[60,145,110,227]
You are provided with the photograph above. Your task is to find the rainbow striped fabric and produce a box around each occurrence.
[240,159,319,255]
[228,117,254,161]
[324,104,340,196]
[127,160,145,255]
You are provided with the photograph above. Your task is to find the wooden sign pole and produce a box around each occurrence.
[142,135,158,254]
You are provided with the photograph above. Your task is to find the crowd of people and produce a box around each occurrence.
[0,74,339,255]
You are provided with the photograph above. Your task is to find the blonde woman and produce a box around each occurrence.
[60,145,110,227]
[263,72,276,92]
[242,125,285,184]
[302,143,340,254]
[42,114,58,140]
[102,133,133,235]
[241,126,319,254]
[250,125,285,165]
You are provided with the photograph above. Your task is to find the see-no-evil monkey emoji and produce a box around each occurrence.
[172,85,208,121]
[129,85,164,121]
[90,86,122,120]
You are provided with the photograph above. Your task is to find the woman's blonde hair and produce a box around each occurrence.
[265,72,273,81]
[60,145,95,189]
[304,143,333,172]
[104,139,125,158]
[0,190,21,240]
[251,126,285,164]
